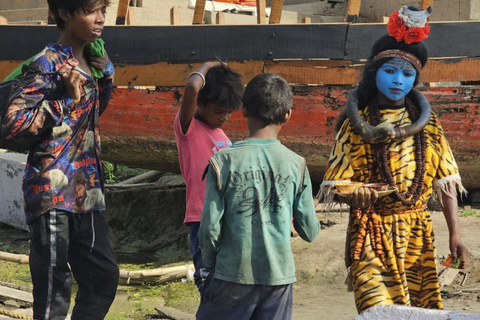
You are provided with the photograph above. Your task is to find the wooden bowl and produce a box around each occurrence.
[362,183,390,191]
[335,182,363,194]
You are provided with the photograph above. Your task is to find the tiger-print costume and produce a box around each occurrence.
[319,105,465,313]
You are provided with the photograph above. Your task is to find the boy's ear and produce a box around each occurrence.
[58,8,70,22]
[283,109,292,123]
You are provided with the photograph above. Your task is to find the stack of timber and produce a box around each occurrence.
[0,20,479,188]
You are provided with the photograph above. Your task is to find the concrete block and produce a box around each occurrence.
[0,8,49,23]
[354,305,480,320]
[0,151,27,231]
[0,0,47,11]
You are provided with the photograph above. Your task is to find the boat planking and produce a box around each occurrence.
[1,22,479,188]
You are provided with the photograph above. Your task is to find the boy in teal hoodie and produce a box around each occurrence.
[197,73,320,320]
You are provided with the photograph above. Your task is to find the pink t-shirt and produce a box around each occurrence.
[174,112,232,224]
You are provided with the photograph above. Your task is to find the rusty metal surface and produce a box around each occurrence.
[100,85,480,188]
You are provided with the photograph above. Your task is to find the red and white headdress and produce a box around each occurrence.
[387,6,432,44]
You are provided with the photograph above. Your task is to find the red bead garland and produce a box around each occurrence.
[369,97,427,207]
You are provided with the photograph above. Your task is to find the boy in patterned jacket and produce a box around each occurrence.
[1,0,118,319]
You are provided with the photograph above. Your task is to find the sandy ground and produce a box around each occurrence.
[0,209,479,320]
[289,210,480,319]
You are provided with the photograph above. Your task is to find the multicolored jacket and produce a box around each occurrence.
[1,43,114,224]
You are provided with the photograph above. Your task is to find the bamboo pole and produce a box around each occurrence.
[0,251,29,264]
[269,0,284,24]
[119,263,194,283]
[256,0,266,24]
[192,0,206,25]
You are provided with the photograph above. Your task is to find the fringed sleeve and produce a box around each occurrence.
[317,119,355,209]
[433,173,467,206]
[431,115,467,205]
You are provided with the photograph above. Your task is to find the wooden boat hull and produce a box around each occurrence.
[1,23,480,188]
[101,85,480,189]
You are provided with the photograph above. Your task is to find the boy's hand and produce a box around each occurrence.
[89,50,111,74]
[58,61,86,104]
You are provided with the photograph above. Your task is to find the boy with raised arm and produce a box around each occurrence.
[174,61,244,290]
[197,73,320,320]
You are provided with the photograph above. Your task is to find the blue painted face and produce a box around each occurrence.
[375,58,417,103]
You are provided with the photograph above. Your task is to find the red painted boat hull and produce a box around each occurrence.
[100,85,480,188]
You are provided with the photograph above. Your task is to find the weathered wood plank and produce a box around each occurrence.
[2,58,479,86]
[216,12,225,25]
[345,0,362,22]
[0,285,33,305]
[421,0,434,10]
[116,0,130,25]
[1,23,479,63]
[192,0,206,24]
[269,0,284,24]
[170,6,180,25]
[256,0,266,24]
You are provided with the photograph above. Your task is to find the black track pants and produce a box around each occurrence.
[29,209,119,320]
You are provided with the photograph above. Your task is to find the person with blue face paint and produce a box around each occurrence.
[375,58,416,105]
[318,5,470,314]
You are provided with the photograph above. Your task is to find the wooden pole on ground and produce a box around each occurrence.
[269,0,284,24]
[420,0,434,10]
[345,0,362,22]
[116,0,130,25]
[192,0,207,24]
[170,6,180,25]
[256,0,266,24]
[0,251,29,264]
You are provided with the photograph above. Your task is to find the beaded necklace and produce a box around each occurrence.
[369,97,427,206]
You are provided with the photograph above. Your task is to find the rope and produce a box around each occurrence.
[0,307,33,320]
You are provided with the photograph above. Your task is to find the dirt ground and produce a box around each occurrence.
[290,209,480,319]
[0,208,479,320]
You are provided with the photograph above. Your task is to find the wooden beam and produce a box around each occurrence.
[192,0,206,25]
[3,57,476,88]
[420,0,434,10]
[170,6,180,26]
[269,0,284,24]
[116,0,129,25]
[302,17,311,24]
[256,0,266,24]
[0,15,7,25]
[126,7,136,25]
[216,12,225,25]
[345,0,362,22]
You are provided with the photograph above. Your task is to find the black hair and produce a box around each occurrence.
[198,64,244,111]
[48,0,110,30]
[242,73,293,126]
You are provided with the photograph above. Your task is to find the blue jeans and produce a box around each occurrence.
[189,222,207,291]
[196,272,293,320]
